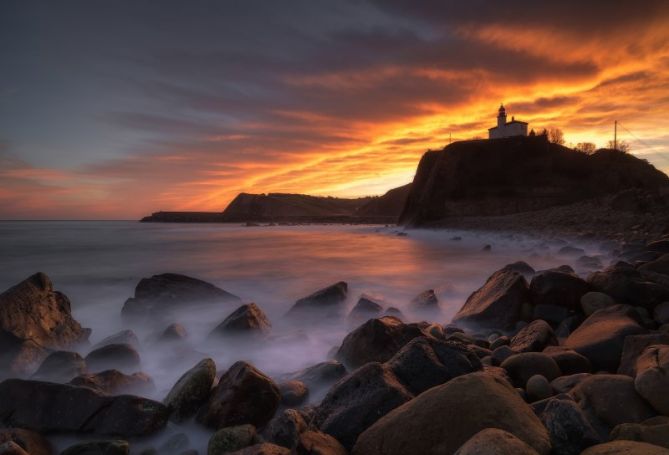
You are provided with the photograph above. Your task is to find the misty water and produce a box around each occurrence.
[0,221,610,451]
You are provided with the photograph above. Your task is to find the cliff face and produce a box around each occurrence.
[399,135,669,226]
[355,184,411,218]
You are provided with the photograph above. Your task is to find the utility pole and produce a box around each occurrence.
[449,132,452,144]
[614,120,618,150]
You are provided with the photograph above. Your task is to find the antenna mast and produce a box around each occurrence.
[614,120,618,150]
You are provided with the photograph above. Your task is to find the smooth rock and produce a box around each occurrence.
[454,428,540,455]
[71,370,155,396]
[550,373,591,394]
[618,333,669,376]
[611,416,669,449]
[296,431,347,455]
[491,345,515,366]
[501,352,561,387]
[348,295,383,322]
[278,380,308,407]
[285,360,347,391]
[85,344,140,374]
[164,358,216,422]
[526,374,552,402]
[588,263,669,309]
[581,440,669,454]
[159,323,189,342]
[0,428,52,455]
[510,320,557,353]
[529,270,590,309]
[208,425,256,455]
[92,330,139,350]
[286,282,348,318]
[581,292,616,316]
[32,351,86,383]
[209,303,271,337]
[634,344,669,415]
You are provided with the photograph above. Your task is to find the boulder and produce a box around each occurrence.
[209,303,271,338]
[581,292,616,316]
[164,358,216,422]
[618,333,669,376]
[532,304,570,326]
[335,316,428,369]
[197,361,280,430]
[227,444,290,455]
[564,305,646,372]
[491,345,515,366]
[262,409,307,450]
[386,336,482,395]
[384,307,404,319]
[539,397,601,455]
[278,380,308,407]
[581,440,669,454]
[0,273,90,375]
[611,416,669,449]
[501,261,536,280]
[313,362,413,450]
[32,351,86,382]
[526,375,552,402]
[208,425,257,455]
[92,330,139,350]
[296,431,347,455]
[588,263,669,309]
[409,289,439,311]
[159,323,188,342]
[60,440,129,455]
[452,267,530,330]
[571,374,656,431]
[510,320,558,353]
[121,273,241,321]
[285,360,347,391]
[85,344,140,374]
[348,295,383,322]
[0,379,168,436]
[543,347,592,374]
[454,428,540,455]
[286,282,348,318]
[529,270,590,309]
[550,373,591,394]
[501,352,561,387]
[634,344,669,415]
[70,370,155,396]
[351,372,551,455]
[0,428,52,455]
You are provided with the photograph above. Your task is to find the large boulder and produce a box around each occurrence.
[543,347,592,375]
[70,370,155,396]
[209,303,271,338]
[500,352,561,387]
[208,424,257,455]
[510,320,558,353]
[452,267,530,330]
[285,360,347,390]
[335,316,428,369]
[0,428,52,455]
[32,351,86,382]
[581,440,669,454]
[351,372,551,455]
[581,292,616,317]
[285,282,348,318]
[348,295,383,323]
[313,362,413,451]
[588,263,669,309]
[634,344,669,415]
[611,416,669,449]
[0,379,168,436]
[618,333,669,376]
[60,440,129,455]
[454,428,540,455]
[262,409,307,450]
[539,397,601,455]
[564,305,646,372]
[0,273,90,375]
[197,361,280,430]
[529,270,590,309]
[121,273,241,321]
[85,344,140,374]
[164,358,216,422]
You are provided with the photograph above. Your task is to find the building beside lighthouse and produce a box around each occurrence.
[488,104,528,139]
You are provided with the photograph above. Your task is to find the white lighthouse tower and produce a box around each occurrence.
[488,104,528,139]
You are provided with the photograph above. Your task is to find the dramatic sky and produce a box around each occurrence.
[2,1,669,219]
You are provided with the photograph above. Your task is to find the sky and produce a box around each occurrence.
[2,0,669,219]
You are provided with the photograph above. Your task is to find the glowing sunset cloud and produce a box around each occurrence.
[1,1,669,219]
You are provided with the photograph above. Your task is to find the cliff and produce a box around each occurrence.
[399,135,669,226]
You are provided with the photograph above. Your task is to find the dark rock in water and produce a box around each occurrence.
[164,358,216,423]
[543,347,592,375]
[0,379,168,436]
[581,441,669,454]
[92,330,139,350]
[571,374,656,432]
[501,352,561,387]
[348,295,383,322]
[588,262,669,309]
[386,336,482,395]
[263,409,307,450]
[454,428,540,455]
[611,416,669,449]
[634,344,669,415]
[510,320,558,353]
[60,440,129,455]
[297,430,347,455]
[529,270,590,310]
[335,316,428,369]
[0,273,90,375]
[285,360,347,390]
[452,267,530,331]
[208,424,257,455]
[85,344,140,374]
[313,362,413,451]
[618,333,669,376]
[121,273,241,322]
[197,361,280,430]
[32,350,86,382]
[286,282,348,318]
[226,443,290,455]
[278,380,308,407]
[409,289,439,310]
[70,370,155,396]
[351,372,551,455]
[0,428,52,455]
[159,323,188,342]
[564,304,646,372]
[209,303,271,338]
[539,398,601,455]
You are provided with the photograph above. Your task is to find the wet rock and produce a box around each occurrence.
[313,362,413,451]
[571,374,656,431]
[197,361,280,430]
[510,320,557,353]
[208,425,256,455]
[386,336,482,395]
[227,443,289,455]
[454,428,540,455]
[526,374,552,402]
[92,330,139,350]
[285,360,347,391]
[501,261,536,280]
[634,344,669,415]
[409,289,439,311]
[335,316,428,369]
[159,323,188,342]
[348,295,383,322]
[209,303,271,338]
[163,358,216,422]
[85,344,140,374]
[581,440,669,454]
[0,273,90,375]
[618,333,669,376]
[550,373,591,394]
[543,347,592,374]
[491,345,515,366]
[529,270,590,309]
[71,370,155,396]
[351,372,551,455]
[286,282,348,318]
[262,409,307,450]
[296,431,347,455]
[32,351,86,382]
[501,352,561,387]
[588,262,669,309]
[581,292,616,316]
[0,428,52,455]
[611,416,669,449]
[60,440,129,455]
[278,380,308,407]
[539,398,601,455]
[452,267,530,331]
[122,273,241,322]
[564,305,646,372]
[0,379,168,436]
